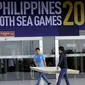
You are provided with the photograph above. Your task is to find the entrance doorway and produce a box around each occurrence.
[55,36,85,73]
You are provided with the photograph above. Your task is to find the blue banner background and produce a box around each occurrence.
[0,0,84,37]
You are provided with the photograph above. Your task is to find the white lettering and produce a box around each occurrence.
[34,16,39,26]
[49,2,55,14]
[41,1,48,14]
[55,1,61,14]
[14,2,20,15]
[17,16,22,26]
[31,2,37,15]
[57,16,62,25]
[0,2,2,10]
[3,2,10,15]
[27,16,33,26]
[24,2,30,15]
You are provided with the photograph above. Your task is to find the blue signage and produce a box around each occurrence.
[0,0,85,37]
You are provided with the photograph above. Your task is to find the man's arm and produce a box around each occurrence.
[34,62,38,67]
[44,60,47,67]
[58,54,64,66]
[42,55,47,67]
[34,57,38,67]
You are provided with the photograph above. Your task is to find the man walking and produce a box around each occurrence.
[56,46,70,85]
[34,47,51,85]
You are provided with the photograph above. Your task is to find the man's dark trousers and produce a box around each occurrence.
[56,68,70,85]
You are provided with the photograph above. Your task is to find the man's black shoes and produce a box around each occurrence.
[48,83,51,85]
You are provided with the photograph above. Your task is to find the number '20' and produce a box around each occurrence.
[63,1,84,26]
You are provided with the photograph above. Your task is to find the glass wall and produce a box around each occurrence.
[0,37,85,81]
[59,40,85,73]
[0,37,56,81]
[0,40,39,80]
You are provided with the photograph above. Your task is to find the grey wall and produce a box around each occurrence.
[43,37,55,54]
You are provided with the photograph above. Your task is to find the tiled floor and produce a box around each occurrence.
[0,78,85,85]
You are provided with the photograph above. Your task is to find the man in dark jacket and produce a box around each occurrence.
[56,46,70,85]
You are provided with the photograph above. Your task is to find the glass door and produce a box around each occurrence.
[59,39,85,73]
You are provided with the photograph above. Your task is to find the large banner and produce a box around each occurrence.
[0,0,85,37]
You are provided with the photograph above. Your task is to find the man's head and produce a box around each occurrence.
[35,47,40,55]
[59,46,65,53]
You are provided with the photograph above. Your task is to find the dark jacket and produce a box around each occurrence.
[58,53,68,69]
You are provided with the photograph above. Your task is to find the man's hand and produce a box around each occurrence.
[57,66,61,70]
